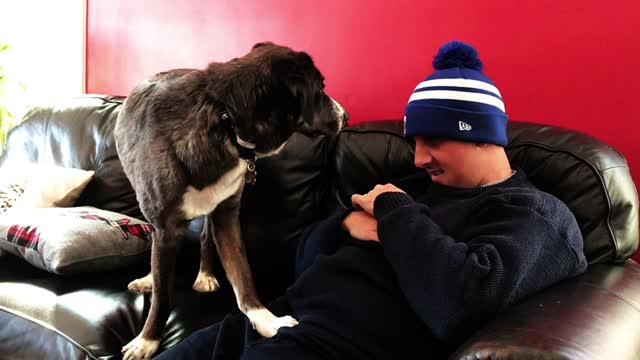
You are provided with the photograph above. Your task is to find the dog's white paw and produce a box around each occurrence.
[192,271,220,292]
[121,335,160,360]
[247,308,299,338]
[128,273,153,293]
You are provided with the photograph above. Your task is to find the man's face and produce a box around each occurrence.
[413,136,484,188]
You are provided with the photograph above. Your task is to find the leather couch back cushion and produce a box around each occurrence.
[328,121,418,212]
[239,131,335,293]
[506,122,639,264]
[0,96,331,295]
[0,96,142,220]
[332,121,639,264]
[1,96,637,266]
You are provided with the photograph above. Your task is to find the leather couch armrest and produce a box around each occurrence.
[451,262,640,359]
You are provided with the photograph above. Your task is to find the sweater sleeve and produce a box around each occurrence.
[373,192,587,343]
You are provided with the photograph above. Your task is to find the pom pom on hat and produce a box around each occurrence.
[433,40,483,71]
[404,40,509,146]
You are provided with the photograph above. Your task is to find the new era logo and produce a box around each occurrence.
[459,121,472,131]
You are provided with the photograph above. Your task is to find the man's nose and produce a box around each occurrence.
[414,141,432,168]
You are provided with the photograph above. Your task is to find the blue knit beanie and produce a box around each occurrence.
[404,41,509,146]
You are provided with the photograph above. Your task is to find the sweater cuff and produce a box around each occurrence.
[374,192,415,219]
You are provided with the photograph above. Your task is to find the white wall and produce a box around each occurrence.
[0,0,85,119]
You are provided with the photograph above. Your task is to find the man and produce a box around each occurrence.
[155,40,587,360]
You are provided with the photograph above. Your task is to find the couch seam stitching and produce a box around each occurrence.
[582,282,640,311]
[0,306,99,360]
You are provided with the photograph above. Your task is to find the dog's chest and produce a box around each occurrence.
[181,160,246,219]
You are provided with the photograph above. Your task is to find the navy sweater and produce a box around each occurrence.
[284,170,587,359]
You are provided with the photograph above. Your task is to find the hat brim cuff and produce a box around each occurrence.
[404,105,509,146]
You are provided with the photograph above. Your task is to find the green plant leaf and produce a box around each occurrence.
[0,41,18,154]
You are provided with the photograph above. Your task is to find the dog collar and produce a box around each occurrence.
[220,111,258,185]
[220,111,257,157]
[235,135,256,149]
[244,155,257,186]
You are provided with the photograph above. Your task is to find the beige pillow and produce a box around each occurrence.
[2,164,94,209]
[0,181,26,260]
[0,181,26,214]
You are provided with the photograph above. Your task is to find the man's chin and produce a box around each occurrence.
[428,171,445,181]
[429,175,446,185]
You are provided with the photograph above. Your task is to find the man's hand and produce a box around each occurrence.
[342,211,379,242]
[351,183,405,216]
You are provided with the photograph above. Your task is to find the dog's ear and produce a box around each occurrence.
[294,51,314,66]
[262,52,311,129]
[252,42,275,50]
[272,50,315,97]
[228,47,316,130]
[223,51,300,127]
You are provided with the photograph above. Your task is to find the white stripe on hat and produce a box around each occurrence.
[414,78,502,98]
[408,90,506,112]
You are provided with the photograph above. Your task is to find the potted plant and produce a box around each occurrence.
[0,42,25,154]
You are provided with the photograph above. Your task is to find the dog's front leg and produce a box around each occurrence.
[122,227,179,360]
[193,215,221,292]
[212,197,298,338]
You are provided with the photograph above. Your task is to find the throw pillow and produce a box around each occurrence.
[0,206,154,274]
[5,164,95,209]
[0,181,26,215]
[0,181,27,258]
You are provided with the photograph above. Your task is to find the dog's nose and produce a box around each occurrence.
[342,111,349,127]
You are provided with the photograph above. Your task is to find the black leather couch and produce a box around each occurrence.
[1,95,639,359]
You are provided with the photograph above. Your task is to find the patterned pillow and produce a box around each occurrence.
[0,206,154,274]
[0,181,27,258]
[0,181,26,215]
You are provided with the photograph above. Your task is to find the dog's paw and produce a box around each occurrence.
[121,335,160,360]
[128,274,153,293]
[247,308,299,338]
[192,271,220,292]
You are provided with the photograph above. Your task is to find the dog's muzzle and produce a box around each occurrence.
[330,96,349,130]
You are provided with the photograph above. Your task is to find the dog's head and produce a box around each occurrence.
[222,42,348,157]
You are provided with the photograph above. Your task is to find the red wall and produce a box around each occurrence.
[87,0,640,256]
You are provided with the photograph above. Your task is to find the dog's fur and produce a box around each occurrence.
[114,42,346,360]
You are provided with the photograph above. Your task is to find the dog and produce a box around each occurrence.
[114,42,347,360]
